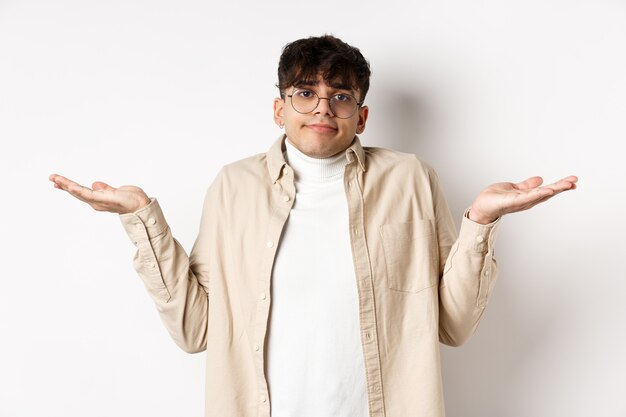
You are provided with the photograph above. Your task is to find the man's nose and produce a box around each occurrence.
[314,97,335,117]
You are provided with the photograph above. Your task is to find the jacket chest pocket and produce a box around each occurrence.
[380,220,438,293]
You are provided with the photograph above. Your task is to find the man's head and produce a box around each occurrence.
[273,35,371,158]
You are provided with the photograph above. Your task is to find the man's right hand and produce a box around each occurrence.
[49,174,151,214]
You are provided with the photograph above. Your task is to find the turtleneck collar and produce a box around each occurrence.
[284,138,346,184]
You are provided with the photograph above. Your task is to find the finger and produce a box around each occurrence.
[66,184,98,203]
[50,174,86,192]
[516,176,544,191]
[523,188,573,212]
[499,187,554,215]
[51,175,101,203]
[542,177,578,193]
[92,181,115,192]
[49,173,65,182]
[509,178,577,213]
[559,175,578,190]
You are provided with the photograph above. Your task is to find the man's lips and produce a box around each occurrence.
[306,124,338,133]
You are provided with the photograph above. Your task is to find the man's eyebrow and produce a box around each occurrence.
[294,79,319,87]
[328,82,353,91]
[293,79,354,92]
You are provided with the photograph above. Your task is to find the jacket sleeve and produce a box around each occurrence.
[118,175,223,353]
[428,169,501,347]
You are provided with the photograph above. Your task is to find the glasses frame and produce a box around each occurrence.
[285,88,364,119]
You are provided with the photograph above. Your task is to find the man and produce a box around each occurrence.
[49,35,577,417]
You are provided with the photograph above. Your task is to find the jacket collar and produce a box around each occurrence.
[267,134,367,183]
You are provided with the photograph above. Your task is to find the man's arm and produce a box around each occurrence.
[49,174,212,353]
[432,172,577,346]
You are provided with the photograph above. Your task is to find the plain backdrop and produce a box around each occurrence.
[1,0,625,416]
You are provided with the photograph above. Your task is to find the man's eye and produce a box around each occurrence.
[333,94,350,102]
[296,90,315,98]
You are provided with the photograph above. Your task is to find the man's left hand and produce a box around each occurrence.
[468,175,578,224]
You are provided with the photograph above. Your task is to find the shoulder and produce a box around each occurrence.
[215,152,269,185]
[364,146,437,178]
[202,152,270,207]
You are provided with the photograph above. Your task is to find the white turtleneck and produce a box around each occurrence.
[265,139,369,417]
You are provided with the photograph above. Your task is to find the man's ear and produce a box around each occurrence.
[355,105,369,134]
[273,97,285,127]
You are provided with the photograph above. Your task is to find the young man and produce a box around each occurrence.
[49,35,577,417]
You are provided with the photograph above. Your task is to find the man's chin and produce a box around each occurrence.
[306,144,349,159]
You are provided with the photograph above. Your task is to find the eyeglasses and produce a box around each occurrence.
[286,88,363,119]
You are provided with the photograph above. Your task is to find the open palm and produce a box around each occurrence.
[468,175,578,224]
[49,174,150,214]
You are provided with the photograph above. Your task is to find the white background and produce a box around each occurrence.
[1,0,625,416]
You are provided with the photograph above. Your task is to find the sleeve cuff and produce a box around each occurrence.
[457,207,500,253]
[119,198,169,245]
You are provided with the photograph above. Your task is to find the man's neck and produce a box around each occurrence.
[284,138,346,184]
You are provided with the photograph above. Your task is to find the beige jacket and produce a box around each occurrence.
[119,135,499,417]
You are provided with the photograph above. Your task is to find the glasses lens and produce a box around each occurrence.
[330,94,358,118]
[290,89,359,119]
[291,89,319,114]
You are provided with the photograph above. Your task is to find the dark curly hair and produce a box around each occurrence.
[277,35,371,102]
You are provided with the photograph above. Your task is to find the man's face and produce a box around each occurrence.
[273,77,369,158]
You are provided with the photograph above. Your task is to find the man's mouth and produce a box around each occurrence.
[306,123,337,133]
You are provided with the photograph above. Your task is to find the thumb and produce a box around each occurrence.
[92,181,115,191]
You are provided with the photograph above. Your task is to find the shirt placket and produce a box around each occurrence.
[254,164,296,417]
[344,153,386,417]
